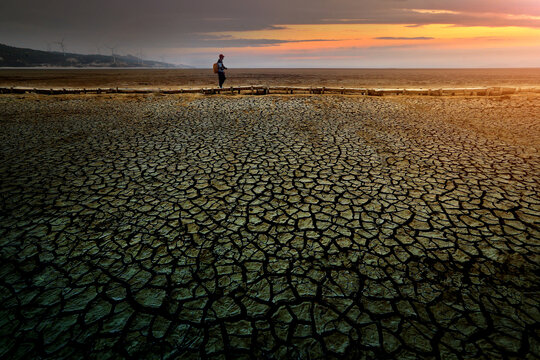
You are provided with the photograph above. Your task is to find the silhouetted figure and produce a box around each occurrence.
[217,54,227,88]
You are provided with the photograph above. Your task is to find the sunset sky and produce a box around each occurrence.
[1,0,539,67]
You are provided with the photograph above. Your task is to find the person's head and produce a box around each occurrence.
[219,54,225,60]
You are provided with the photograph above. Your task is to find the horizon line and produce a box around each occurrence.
[2,66,540,70]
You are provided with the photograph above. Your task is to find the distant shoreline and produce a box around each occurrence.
[0,67,186,70]
[1,67,540,70]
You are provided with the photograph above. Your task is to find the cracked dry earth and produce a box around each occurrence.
[0,94,539,359]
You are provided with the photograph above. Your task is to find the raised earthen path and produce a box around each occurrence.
[1,85,539,96]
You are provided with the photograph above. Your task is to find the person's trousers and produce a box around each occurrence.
[218,72,226,88]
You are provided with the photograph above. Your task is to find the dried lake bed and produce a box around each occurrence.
[0,93,539,359]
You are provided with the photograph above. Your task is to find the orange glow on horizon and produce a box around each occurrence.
[196,23,540,55]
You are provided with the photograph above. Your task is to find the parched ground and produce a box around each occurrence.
[0,93,539,359]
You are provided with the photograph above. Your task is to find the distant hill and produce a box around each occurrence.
[0,43,193,68]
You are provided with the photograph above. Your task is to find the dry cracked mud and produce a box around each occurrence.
[0,94,539,359]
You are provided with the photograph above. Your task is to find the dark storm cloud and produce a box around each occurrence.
[1,0,539,39]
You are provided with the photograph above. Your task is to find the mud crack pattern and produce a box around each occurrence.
[0,94,539,359]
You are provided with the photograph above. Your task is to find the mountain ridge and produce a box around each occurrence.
[0,43,193,68]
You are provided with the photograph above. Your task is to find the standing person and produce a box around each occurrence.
[217,54,227,88]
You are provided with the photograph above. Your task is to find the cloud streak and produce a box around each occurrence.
[191,38,338,48]
[410,9,461,15]
[375,37,435,40]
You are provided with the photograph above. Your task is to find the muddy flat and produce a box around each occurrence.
[1,68,540,89]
